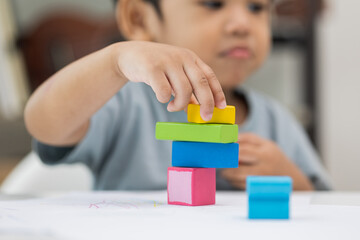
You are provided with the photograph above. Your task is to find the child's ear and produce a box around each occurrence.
[116,0,159,41]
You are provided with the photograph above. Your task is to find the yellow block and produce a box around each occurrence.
[187,104,235,124]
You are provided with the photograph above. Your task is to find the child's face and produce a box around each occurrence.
[131,0,272,89]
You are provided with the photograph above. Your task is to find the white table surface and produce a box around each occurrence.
[1,191,360,240]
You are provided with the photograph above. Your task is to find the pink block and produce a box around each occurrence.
[167,167,216,206]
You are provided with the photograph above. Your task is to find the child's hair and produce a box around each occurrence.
[113,0,162,15]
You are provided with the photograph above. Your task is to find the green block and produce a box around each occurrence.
[156,122,238,143]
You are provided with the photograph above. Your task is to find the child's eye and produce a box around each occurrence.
[199,1,224,10]
[248,2,268,14]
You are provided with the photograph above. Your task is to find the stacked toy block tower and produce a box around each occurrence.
[156,104,239,206]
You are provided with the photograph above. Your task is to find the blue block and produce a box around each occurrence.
[248,198,289,219]
[247,176,292,199]
[247,176,292,219]
[172,141,239,168]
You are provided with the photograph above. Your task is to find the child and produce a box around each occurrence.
[24,0,331,191]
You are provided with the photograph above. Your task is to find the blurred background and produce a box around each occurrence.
[0,0,359,191]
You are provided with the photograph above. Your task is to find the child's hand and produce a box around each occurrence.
[221,133,314,190]
[116,41,226,121]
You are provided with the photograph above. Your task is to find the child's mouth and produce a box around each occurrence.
[220,47,252,59]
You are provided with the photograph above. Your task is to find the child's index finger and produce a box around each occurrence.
[195,58,227,110]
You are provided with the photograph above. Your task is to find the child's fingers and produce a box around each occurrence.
[195,59,227,109]
[189,94,199,105]
[166,68,193,112]
[238,143,260,164]
[238,133,263,145]
[228,179,247,190]
[221,169,243,181]
[231,181,247,190]
[221,169,247,189]
[183,64,215,121]
[239,155,258,165]
[184,94,200,112]
[222,165,262,189]
[148,72,173,104]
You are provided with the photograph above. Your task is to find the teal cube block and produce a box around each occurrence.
[248,198,290,219]
[247,176,292,219]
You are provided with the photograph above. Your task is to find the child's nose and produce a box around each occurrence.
[224,6,251,37]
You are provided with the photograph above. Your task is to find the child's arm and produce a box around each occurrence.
[25,41,226,146]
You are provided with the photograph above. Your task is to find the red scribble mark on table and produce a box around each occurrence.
[88,200,139,209]
[89,200,106,209]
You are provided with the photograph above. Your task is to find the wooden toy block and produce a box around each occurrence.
[187,104,236,124]
[247,176,292,219]
[172,141,239,168]
[248,199,290,219]
[167,167,216,206]
[247,176,293,198]
[156,122,238,143]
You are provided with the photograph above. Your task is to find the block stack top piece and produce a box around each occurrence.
[187,104,236,124]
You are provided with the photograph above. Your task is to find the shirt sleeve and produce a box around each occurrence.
[271,102,333,191]
[33,92,126,174]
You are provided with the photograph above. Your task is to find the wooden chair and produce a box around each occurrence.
[16,12,121,92]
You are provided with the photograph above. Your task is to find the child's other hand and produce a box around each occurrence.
[221,133,314,190]
[116,41,226,121]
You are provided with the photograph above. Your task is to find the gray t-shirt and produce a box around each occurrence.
[34,82,332,190]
